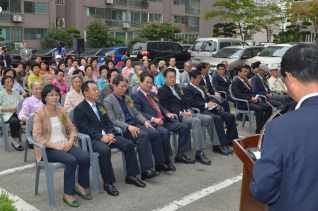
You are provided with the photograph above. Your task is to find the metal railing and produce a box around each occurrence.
[114,0,128,6]
[128,0,149,9]
[105,19,126,27]
[185,7,200,15]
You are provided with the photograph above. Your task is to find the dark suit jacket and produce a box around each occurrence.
[251,74,271,95]
[157,84,190,121]
[232,77,256,108]
[132,90,170,124]
[199,74,215,95]
[183,84,209,112]
[250,96,318,211]
[212,74,230,92]
[74,99,118,141]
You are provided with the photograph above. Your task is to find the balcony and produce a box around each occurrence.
[185,7,200,15]
[0,13,12,22]
[105,19,125,27]
[129,0,149,9]
[186,25,199,32]
[113,0,128,6]
[129,21,142,28]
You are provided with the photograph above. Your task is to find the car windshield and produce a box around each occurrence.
[35,49,52,54]
[9,49,20,54]
[105,50,115,56]
[258,46,290,57]
[214,48,243,59]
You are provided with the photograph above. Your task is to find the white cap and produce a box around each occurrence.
[55,55,61,59]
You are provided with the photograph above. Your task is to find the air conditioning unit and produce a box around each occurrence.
[123,23,129,28]
[56,18,65,28]
[106,0,114,4]
[12,15,23,22]
[14,43,23,49]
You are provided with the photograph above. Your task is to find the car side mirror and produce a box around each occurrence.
[241,55,248,60]
[212,54,216,57]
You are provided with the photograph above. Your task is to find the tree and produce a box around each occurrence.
[138,22,182,41]
[86,17,109,48]
[65,27,81,48]
[203,0,258,40]
[212,23,236,37]
[287,0,318,42]
[273,21,311,43]
[40,25,71,48]
[0,27,4,41]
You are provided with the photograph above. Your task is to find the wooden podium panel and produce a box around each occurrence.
[234,135,268,211]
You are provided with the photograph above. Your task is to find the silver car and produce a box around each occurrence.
[202,46,264,74]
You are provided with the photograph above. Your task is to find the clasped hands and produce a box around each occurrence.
[101,134,116,145]
[55,142,73,152]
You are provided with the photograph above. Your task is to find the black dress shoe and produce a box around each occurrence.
[28,143,34,149]
[195,152,211,165]
[223,145,233,154]
[155,163,170,172]
[11,143,24,151]
[212,145,229,156]
[141,168,159,180]
[103,183,119,196]
[165,159,176,171]
[125,176,146,187]
[255,129,261,134]
[175,154,195,164]
[236,115,242,121]
[227,141,233,146]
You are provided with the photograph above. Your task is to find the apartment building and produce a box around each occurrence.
[0,0,217,48]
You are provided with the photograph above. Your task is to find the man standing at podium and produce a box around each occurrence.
[250,43,318,210]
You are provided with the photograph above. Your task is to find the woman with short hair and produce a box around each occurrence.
[64,75,84,112]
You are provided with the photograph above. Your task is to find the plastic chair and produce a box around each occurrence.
[23,77,30,91]
[68,109,127,192]
[132,85,139,95]
[128,73,134,96]
[229,84,255,134]
[60,93,67,107]
[26,115,89,207]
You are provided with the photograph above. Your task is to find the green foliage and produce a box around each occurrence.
[127,37,148,46]
[212,23,236,37]
[65,27,81,47]
[0,191,17,211]
[137,22,182,41]
[108,37,125,46]
[0,27,5,41]
[273,21,311,43]
[86,17,109,48]
[40,25,71,48]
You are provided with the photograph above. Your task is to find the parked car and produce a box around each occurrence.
[190,38,249,65]
[79,48,110,63]
[245,44,296,75]
[33,49,54,62]
[102,46,128,65]
[202,46,264,75]
[127,41,190,69]
[180,44,192,52]
[9,49,39,67]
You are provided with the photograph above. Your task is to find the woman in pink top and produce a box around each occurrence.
[91,58,101,79]
[79,58,86,72]
[121,58,134,77]
[52,69,67,94]
[64,75,84,112]
[83,65,97,82]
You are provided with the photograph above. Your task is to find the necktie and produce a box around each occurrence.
[172,87,181,100]
[243,81,250,90]
[196,86,205,99]
[92,103,100,121]
[146,94,163,119]
[202,75,207,85]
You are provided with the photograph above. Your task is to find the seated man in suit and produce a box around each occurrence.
[212,63,235,104]
[74,81,145,196]
[184,69,238,147]
[232,65,272,134]
[158,68,231,164]
[103,74,173,175]
[179,61,191,88]
[132,72,193,166]
[197,62,230,113]
[251,63,282,108]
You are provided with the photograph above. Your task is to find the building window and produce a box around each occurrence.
[24,2,48,14]
[86,7,96,17]
[56,0,65,5]
[0,27,11,41]
[0,0,21,13]
[96,8,105,18]
[24,28,47,39]
[106,9,127,27]
[173,15,184,24]
[154,14,162,21]
[173,0,185,5]
[185,0,200,15]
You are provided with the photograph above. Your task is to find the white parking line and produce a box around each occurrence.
[0,163,35,176]
[153,174,242,211]
[0,188,39,211]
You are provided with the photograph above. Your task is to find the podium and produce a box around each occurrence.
[233,135,268,211]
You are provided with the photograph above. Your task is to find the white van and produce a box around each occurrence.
[190,38,249,64]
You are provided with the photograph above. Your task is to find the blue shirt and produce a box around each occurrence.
[114,94,132,122]
[0,80,25,95]
[52,47,66,60]
[155,73,165,86]
[97,78,108,90]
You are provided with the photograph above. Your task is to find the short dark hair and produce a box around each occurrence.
[41,84,61,104]
[1,75,14,85]
[40,61,49,70]
[48,60,56,66]
[217,63,225,70]
[105,59,114,66]
[124,58,131,65]
[73,69,85,76]
[3,68,17,78]
[57,61,66,69]
[281,43,318,83]
[67,57,73,63]
[54,69,64,75]
[242,64,251,69]
[169,57,176,61]
[31,63,41,71]
[23,42,28,45]
[25,61,31,67]
[35,55,41,60]
[252,61,261,69]
[17,62,26,69]
[189,69,202,79]
[149,63,156,69]
[73,59,79,64]
[112,74,128,86]
[81,81,97,97]
[163,68,176,77]
[196,62,208,72]
[236,65,244,73]
[106,68,119,81]
[85,65,93,72]
[140,72,154,83]
[0,60,4,67]
[99,65,109,75]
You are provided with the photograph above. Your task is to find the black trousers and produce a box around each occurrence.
[91,136,140,184]
[5,114,20,138]
[46,146,90,195]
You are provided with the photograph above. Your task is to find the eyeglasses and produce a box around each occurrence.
[46,94,60,97]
